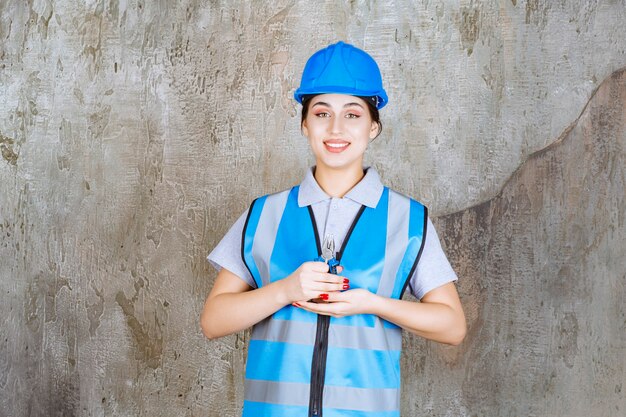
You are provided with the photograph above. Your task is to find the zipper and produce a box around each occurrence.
[305,204,365,417]
[309,314,330,417]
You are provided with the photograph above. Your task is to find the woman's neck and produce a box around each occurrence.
[314,164,365,198]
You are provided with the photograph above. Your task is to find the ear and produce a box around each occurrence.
[369,121,380,140]
[301,120,309,137]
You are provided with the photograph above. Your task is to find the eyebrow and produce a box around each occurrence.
[311,101,365,109]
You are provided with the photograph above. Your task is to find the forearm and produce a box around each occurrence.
[370,295,466,345]
[201,279,290,340]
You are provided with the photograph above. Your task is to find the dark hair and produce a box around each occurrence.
[300,95,383,139]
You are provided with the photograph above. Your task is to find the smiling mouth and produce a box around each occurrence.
[324,140,350,152]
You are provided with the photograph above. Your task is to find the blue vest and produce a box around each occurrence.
[241,186,427,417]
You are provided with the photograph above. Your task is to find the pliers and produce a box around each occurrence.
[318,234,340,274]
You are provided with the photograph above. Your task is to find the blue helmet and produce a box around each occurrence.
[294,41,388,109]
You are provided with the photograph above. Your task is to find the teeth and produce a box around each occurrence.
[326,142,349,148]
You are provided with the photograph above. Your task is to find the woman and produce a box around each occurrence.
[201,41,466,417]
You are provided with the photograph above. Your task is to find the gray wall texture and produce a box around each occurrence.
[1,1,625,416]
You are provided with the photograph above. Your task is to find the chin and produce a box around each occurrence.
[318,159,360,171]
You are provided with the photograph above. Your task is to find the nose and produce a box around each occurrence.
[329,115,343,134]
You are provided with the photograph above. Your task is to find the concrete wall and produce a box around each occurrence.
[1,1,624,416]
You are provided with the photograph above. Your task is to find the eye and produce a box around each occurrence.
[314,111,330,118]
[345,112,360,119]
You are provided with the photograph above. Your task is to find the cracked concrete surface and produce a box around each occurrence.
[405,68,626,417]
[1,1,625,416]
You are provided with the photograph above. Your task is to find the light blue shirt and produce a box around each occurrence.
[208,167,457,299]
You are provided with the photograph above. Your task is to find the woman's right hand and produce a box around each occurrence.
[284,262,348,304]
[202,264,348,340]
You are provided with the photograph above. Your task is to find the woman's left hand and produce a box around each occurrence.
[294,289,374,318]
[295,282,466,345]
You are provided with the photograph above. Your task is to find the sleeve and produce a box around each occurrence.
[407,217,458,300]
[206,209,256,288]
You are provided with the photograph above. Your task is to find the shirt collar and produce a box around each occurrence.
[297,166,384,208]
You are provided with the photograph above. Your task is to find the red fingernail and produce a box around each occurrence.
[343,278,349,284]
[319,294,329,300]
[292,302,301,307]
[342,284,349,290]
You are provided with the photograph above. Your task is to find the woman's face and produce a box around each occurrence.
[302,94,379,173]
